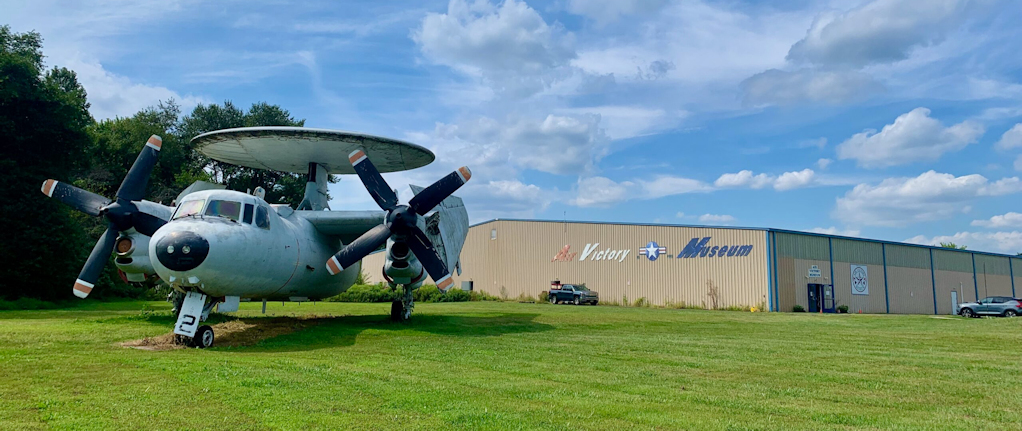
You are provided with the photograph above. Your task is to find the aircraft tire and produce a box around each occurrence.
[191,325,214,348]
[391,300,407,322]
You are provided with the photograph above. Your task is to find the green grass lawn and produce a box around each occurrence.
[0,300,1019,430]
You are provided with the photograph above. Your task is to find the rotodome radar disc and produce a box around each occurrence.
[191,127,435,174]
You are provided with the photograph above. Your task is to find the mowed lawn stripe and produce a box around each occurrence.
[1,300,1020,430]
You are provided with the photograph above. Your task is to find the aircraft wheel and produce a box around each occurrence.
[191,325,214,348]
[391,301,410,322]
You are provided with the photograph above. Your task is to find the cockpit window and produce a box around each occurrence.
[255,205,270,229]
[243,203,254,224]
[204,200,242,222]
[173,199,204,219]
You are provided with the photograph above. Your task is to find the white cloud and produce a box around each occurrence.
[904,231,1022,254]
[786,0,976,67]
[996,124,1022,151]
[971,212,1022,228]
[571,174,711,207]
[414,0,576,96]
[817,158,833,170]
[799,138,827,149]
[556,105,686,140]
[566,0,667,25]
[675,212,685,218]
[65,57,207,120]
[714,169,817,191]
[435,114,610,176]
[571,1,810,86]
[637,175,713,199]
[572,176,633,207]
[699,214,736,224]
[808,227,862,236]
[740,68,882,105]
[836,107,984,168]
[834,171,1022,227]
[714,170,773,189]
[467,180,554,218]
[774,169,816,191]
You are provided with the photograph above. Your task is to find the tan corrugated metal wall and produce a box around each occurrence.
[884,245,936,314]
[362,222,1021,314]
[974,255,1014,298]
[831,239,887,314]
[365,220,770,309]
[774,233,830,312]
[933,250,977,315]
[1013,260,1022,298]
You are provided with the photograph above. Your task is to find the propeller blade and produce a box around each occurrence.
[74,226,118,298]
[408,167,471,216]
[115,135,161,201]
[131,211,167,237]
[349,149,398,211]
[326,223,392,275]
[40,179,111,217]
[406,226,453,291]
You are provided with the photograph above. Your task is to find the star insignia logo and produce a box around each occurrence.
[638,241,667,261]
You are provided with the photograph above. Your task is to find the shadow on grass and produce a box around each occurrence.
[228,312,554,352]
[120,312,553,352]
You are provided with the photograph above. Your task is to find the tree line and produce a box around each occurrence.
[0,26,317,301]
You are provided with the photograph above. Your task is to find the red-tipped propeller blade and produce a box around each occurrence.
[408,166,471,216]
[349,149,399,211]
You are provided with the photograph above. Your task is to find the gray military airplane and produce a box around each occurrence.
[41,127,471,348]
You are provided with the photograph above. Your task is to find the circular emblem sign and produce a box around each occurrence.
[851,266,868,294]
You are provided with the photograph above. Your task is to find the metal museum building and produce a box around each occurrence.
[365,219,1022,314]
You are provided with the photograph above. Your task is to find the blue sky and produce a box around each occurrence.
[6,0,1022,252]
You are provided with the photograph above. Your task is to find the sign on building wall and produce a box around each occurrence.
[851,264,869,295]
[808,265,822,278]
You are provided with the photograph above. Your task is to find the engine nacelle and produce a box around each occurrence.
[382,238,425,289]
[112,230,157,284]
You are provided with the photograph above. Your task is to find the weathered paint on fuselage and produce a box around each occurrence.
[148,190,359,300]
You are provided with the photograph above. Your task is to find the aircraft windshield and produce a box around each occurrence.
[204,200,241,221]
[173,199,204,219]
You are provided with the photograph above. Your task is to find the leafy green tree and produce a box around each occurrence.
[179,101,326,205]
[0,26,94,301]
[939,242,967,250]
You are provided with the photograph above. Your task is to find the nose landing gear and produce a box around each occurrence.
[173,291,218,348]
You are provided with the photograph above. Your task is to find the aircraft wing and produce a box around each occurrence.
[298,210,386,244]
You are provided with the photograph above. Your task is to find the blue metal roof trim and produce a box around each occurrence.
[471,218,1022,259]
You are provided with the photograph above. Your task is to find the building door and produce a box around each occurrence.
[807,284,821,313]
[951,291,959,315]
[807,284,835,313]
[822,284,835,313]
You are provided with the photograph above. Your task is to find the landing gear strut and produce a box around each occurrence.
[390,286,414,322]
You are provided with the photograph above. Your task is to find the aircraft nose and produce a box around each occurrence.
[154,231,210,271]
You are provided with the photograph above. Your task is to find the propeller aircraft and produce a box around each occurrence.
[41,127,471,348]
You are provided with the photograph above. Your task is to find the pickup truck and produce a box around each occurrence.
[548,283,598,305]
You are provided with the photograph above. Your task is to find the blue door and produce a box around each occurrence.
[822,284,836,313]
[807,284,821,312]
[807,284,836,313]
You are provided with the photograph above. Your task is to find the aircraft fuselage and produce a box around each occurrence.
[148,189,360,300]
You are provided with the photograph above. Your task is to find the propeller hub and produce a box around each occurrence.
[386,205,418,232]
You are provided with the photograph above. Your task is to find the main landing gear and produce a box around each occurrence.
[390,285,414,322]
